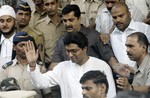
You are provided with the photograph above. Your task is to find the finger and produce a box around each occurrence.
[117,85,124,89]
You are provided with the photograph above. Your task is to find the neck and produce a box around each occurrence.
[79,55,89,65]
[137,53,147,67]
[17,25,27,32]
[3,31,15,38]
[16,56,28,65]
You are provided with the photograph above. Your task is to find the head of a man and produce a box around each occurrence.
[16,1,31,28]
[63,31,88,65]
[32,0,44,6]
[43,0,59,17]
[62,4,81,32]
[125,32,149,64]
[104,0,120,12]
[0,5,16,37]
[80,70,108,98]
[13,31,36,59]
[111,2,131,32]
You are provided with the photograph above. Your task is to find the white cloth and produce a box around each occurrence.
[28,56,116,98]
[110,19,150,67]
[126,0,150,18]
[95,2,145,33]
[0,90,37,98]
[0,5,16,19]
[0,34,14,70]
[95,7,113,33]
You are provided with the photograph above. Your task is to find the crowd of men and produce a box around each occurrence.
[0,0,150,98]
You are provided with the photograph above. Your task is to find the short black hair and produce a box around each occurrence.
[80,70,109,93]
[63,31,88,49]
[62,4,81,19]
[127,32,149,51]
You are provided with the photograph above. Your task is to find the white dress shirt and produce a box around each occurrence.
[28,56,116,98]
[126,0,150,18]
[110,19,150,67]
[0,34,14,69]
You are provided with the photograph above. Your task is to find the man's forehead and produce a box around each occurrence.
[16,41,27,44]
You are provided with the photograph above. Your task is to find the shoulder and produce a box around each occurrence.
[28,27,43,36]
[2,61,14,70]
[81,26,100,35]
[35,18,46,26]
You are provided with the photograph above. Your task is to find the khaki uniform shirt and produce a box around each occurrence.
[71,0,104,27]
[132,54,150,86]
[0,59,42,98]
[30,9,47,27]
[35,15,66,64]
[18,25,45,62]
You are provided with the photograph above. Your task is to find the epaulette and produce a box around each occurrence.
[2,61,13,69]
[36,61,43,66]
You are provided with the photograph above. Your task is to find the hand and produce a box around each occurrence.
[100,33,110,44]
[24,41,38,68]
[116,76,131,90]
[113,63,130,77]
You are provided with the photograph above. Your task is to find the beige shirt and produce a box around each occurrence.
[71,0,104,27]
[132,54,150,86]
[30,9,47,27]
[35,15,66,64]
[0,59,42,98]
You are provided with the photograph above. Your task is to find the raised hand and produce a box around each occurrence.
[24,41,38,69]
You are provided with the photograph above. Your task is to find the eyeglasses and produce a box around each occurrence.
[66,49,80,54]
[104,1,117,4]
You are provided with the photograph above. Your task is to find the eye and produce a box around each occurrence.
[44,3,50,6]
[0,19,4,23]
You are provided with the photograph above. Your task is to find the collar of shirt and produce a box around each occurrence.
[11,58,28,67]
[45,15,62,25]
[0,33,15,44]
[134,54,150,74]
[45,15,52,24]
[10,58,18,67]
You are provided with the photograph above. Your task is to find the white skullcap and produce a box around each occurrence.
[0,5,16,19]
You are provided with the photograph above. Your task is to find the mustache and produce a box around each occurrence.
[66,26,73,29]
[116,22,123,25]
[127,52,131,56]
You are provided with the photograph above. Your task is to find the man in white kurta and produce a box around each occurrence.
[27,32,116,98]
[28,57,116,98]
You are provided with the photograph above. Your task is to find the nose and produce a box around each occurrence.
[82,89,87,96]
[116,16,121,22]
[3,21,7,26]
[68,52,73,57]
